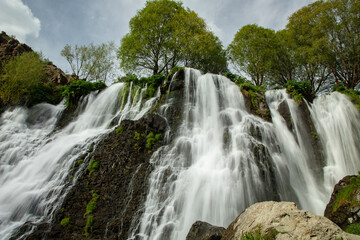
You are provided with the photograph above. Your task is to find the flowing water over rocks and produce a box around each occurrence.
[0,68,359,240]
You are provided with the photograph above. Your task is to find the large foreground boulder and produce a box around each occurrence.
[222,201,360,240]
[324,175,360,230]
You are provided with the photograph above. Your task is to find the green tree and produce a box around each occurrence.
[228,24,277,86]
[117,0,227,75]
[61,42,115,82]
[287,0,360,89]
[0,52,45,105]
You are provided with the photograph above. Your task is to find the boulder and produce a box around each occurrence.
[324,175,360,230]
[222,201,360,240]
[186,221,225,240]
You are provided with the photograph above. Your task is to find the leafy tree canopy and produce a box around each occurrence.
[228,24,277,86]
[117,0,227,75]
[61,42,115,83]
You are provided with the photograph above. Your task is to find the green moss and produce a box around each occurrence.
[345,222,360,235]
[88,159,99,175]
[134,131,141,141]
[146,132,162,150]
[84,191,99,218]
[333,175,360,212]
[88,146,93,152]
[84,215,94,236]
[240,225,279,240]
[60,217,70,227]
[116,126,124,134]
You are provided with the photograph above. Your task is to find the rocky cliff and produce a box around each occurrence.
[0,32,69,86]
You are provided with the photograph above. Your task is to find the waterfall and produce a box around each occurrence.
[0,68,359,240]
[132,69,360,240]
[0,82,159,240]
[311,92,360,195]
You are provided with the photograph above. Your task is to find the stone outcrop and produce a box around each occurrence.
[241,89,271,122]
[325,175,360,230]
[186,221,225,240]
[23,114,167,240]
[0,31,69,86]
[221,201,360,240]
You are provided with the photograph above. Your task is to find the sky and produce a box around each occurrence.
[0,0,316,77]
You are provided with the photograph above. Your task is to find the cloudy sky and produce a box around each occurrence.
[0,0,315,75]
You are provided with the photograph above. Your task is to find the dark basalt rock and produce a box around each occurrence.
[186,221,225,240]
[241,89,271,122]
[24,114,167,240]
[324,175,360,230]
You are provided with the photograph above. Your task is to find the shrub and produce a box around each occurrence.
[146,132,161,149]
[285,80,313,103]
[60,80,106,108]
[0,52,45,105]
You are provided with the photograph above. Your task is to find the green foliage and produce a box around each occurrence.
[228,24,277,86]
[84,215,94,236]
[333,175,360,212]
[0,52,46,105]
[84,191,99,218]
[239,82,266,93]
[28,83,62,106]
[224,72,247,85]
[118,0,227,75]
[240,225,279,240]
[60,80,106,108]
[286,0,360,89]
[116,126,124,134]
[61,42,115,83]
[134,131,141,141]
[345,222,360,235]
[88,159,99,175]
[146,132,162,150]
[60,217,70,227]
[285,80,313,103]
[333,83,360,111]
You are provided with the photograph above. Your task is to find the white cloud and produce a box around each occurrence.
[0,0,41,42]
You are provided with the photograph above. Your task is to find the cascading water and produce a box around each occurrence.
[311,92,360,195]
[0,68,359,240]
[132,69,360,240]
[0,82,159,240]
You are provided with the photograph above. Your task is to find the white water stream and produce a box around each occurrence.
[0,82,159,239]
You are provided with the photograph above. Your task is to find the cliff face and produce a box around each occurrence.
[24,114,167,240]
[0,31,69,86]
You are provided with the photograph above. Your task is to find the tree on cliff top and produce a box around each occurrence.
[61,42,115,83]
[117,0,227,75]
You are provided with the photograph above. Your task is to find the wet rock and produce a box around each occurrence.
[25,114,167,240]
[241,89,271,122]
[222,201,360,240]
[186,221,225,240]
[325,175,360,230]
[277,100,292,130]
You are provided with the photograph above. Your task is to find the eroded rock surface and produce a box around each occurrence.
[222,201,360,240]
